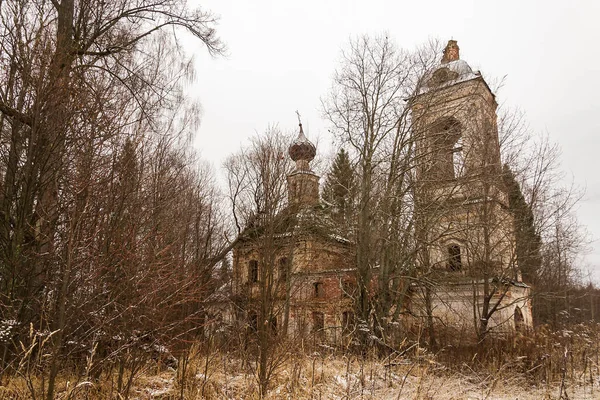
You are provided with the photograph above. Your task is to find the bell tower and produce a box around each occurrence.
[411,40,518,279]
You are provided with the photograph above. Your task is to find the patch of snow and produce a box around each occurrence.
[329,234,351,244]
[334,374,347,388]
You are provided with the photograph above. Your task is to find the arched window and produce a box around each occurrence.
[248,311,258,332]
[278,257,289,282]
[448,244,462,271]
[430,118,463,180]
[341,279,356,299]
[314,282,324,298]
[452,136,464,178]
[514,307,524,331]
[248,260,258,283]
[312,311,324,333]
[342,311,355,333]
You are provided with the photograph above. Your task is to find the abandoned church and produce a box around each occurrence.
[225,40,533,345]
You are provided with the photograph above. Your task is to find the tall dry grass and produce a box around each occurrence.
[1,323,600,399]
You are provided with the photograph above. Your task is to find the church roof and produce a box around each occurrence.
[237,202,352,247]
[415,40,483,96]
[440,59,477,78]
[236,116,351,248]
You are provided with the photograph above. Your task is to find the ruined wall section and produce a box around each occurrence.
[233,233,358,342]
[408,281,533,342]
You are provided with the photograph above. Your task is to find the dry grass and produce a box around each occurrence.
[92,352,599,399]
[2,323,600,399]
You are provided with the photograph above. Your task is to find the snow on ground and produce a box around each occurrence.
[129,355,600,399]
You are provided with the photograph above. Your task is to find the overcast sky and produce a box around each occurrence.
[183,0,600,281]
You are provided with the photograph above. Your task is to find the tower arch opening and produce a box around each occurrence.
[430,117,464,180]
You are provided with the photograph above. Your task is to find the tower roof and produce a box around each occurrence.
[288,122,316,162]
[415,40,482,96]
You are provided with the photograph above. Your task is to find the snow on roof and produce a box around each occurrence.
[416,59,481,96]
[443,59,476,76]
[238,201,352,246]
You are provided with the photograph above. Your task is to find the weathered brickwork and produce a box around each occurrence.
[410,40,533,337]
[229,40,533,343]
[233,232,357,342]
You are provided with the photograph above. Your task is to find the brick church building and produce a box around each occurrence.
[228,40,533,343]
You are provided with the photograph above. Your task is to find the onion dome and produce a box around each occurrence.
[288,122,316,162]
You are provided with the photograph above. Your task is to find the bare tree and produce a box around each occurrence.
[225,126,294,397]
[322,35,586,347]
[322,35,438,344]
[0,1,227,397]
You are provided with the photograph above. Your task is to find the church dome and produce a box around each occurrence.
[289,123,316,162]
[420,40,480,91]
[443,59,474,76]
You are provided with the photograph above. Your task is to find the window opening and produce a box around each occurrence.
[314,282,324,298]
[448,244,462,271]
[248,260,258,283]
[270,315,277,335]
[248,311,258,332]
[452,136,464,178]
[279,257,289,281]
[342,311,355,333]
[312,311,324,333]
[341,279,356,298]
[514,307,524,331]
[429,68,459,87]
[431,118,462,180]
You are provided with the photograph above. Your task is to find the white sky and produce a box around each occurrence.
[183,0,600,281]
